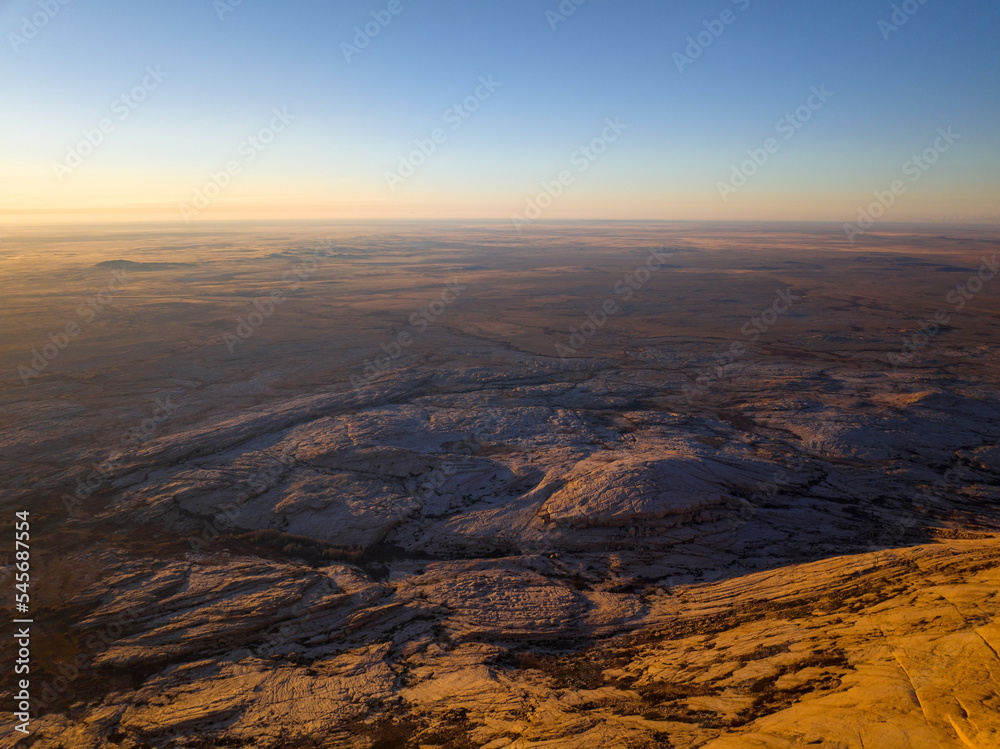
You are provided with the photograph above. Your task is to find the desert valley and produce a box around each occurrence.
[1,221,998,748]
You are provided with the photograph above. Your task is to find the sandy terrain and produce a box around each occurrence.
[1,221,998,748]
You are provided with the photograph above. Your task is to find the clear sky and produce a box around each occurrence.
[2,0,998,224]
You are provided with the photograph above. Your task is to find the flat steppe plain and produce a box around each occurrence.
[1,221,998,748]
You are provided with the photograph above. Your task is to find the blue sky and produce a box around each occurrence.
[2,0,998,223]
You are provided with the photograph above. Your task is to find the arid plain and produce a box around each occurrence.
[2,221,999,748]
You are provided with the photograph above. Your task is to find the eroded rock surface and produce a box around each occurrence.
[2,225,998,748]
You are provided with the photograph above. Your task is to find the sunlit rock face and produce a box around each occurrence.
[539,455,747,529]
[3,224,1000,748]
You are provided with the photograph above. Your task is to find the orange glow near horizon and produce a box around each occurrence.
[3,171,999,227]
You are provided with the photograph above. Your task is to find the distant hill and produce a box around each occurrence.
[95,260,196,270]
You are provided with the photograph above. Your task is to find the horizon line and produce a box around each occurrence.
[3,217,1000,230]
